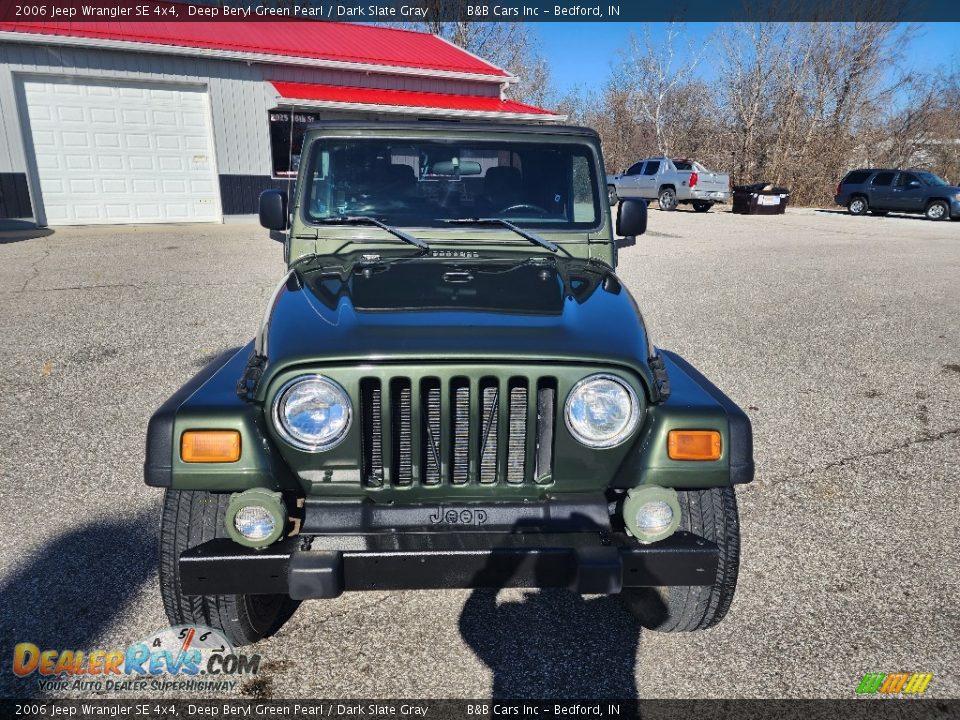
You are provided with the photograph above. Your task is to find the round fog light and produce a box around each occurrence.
[636,500,673,534]
[234,505,276,541]
[225,488,287,548]
[622,485,681,544]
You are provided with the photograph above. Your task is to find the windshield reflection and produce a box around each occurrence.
[302,139,601,229]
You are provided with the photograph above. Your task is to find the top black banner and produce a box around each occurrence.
[0,0,958,22]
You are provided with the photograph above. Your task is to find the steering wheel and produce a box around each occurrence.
[498,203,550,217]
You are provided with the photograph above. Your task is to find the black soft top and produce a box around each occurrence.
[303,120,599,138]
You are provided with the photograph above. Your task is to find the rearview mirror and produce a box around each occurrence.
[430,160,482,176]
[616,199,647,239]
[909,180,921,187]
[259,189,288,232]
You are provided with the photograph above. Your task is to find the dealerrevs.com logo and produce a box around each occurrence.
[856,672,933,696]
[12,625,260,693]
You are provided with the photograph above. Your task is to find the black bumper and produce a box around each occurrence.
[179,530,719,599]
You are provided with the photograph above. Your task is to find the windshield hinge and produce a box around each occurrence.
[649,352,671,402]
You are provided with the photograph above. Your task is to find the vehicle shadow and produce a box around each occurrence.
[814,208,936,222]
[0,504,160,697]
[458,526,665,700]
[0,219,53,244]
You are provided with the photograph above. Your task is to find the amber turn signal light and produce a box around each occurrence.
[181,430,241,463]
[667,430,721,461]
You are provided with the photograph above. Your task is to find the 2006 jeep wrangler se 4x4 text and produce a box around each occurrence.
[145,122,754,646]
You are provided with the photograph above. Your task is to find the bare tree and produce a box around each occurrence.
[875,74,937,168]
[615,23,710,156]
[919,66,960,183]
[715,21,911,201]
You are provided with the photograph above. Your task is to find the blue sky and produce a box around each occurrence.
[536,22,960,96]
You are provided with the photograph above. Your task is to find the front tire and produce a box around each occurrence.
[692,201,713,213]
[658,187,678,211]
[925,200,949,221]
[159,489,299,647]
[620,487,740,632]
[847,196,868,215]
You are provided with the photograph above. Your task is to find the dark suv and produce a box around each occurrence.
[835,169,960,221]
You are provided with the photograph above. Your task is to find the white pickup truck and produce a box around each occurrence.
[607,157,731,212]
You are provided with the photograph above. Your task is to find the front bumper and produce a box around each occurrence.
[180,530,719,599]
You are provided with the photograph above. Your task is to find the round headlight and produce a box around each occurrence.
[564,374,641,448]
[273,375,351,451]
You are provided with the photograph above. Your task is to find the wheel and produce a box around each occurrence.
[607,185,619,206]
[620,487,740,632]
[925,200,949,221]
[658,187,677,211]
[869,210,888,216]
[159,489,299,647]
[847,196,868,215]
[692,201,713,213]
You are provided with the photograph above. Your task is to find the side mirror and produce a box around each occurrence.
[616,198,647,240]
[259,189,288,232]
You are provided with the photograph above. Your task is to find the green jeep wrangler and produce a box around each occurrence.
[145,122,753,646]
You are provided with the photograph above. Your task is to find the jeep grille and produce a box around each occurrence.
[359,375,556,487]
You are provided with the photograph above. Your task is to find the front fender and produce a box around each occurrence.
[144,342,295,491]
[613,349,754,489]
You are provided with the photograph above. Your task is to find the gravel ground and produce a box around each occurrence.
[0,207,957,700]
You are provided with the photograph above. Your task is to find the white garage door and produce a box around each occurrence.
[23,79,221,225]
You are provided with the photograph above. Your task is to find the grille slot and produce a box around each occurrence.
[360,379,383,487]
[506,381,528,484]
[535,380,556,484]
[392,379,413,486]
[423,379,442,485]
[478,380,499,484]
[362,373,555,487]
[451,379,471,485]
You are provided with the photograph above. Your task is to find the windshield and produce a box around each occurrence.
[917,172,950,187]
[301,138,601,229]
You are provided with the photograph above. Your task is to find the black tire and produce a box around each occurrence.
[658,187,677,211]
[607,185,619,206]
[159,489,299,647]
[692,201,713,213]
[620,487,740,632]
[925,200,949,221]
[847,196,868,215]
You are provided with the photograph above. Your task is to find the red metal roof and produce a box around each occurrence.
[271,80,557,118]
[0,19,510,79]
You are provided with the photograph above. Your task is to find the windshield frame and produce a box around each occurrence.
[296,135,606,235]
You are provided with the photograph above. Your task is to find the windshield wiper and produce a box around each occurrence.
[441,218,572,257]
[316,216,430,252]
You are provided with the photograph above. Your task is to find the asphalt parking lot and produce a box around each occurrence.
[0,207,957,700]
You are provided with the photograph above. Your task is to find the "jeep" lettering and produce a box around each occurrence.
[428,507,488,526]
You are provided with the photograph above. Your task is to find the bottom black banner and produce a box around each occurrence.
[1,700,957,720]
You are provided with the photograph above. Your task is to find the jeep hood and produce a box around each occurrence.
[257,256,657,397]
